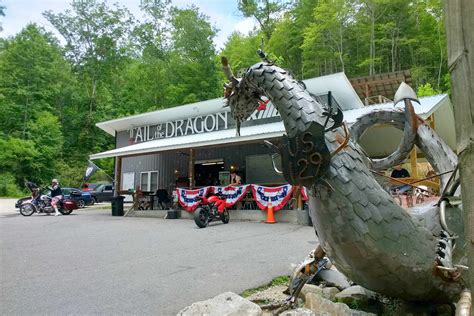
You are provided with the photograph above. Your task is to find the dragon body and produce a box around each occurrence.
[224,59,467,302]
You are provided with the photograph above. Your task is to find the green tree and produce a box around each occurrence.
[238,0,287,40]
[0,24,72,138]
[27,112,64,183]
[220,32,262,74]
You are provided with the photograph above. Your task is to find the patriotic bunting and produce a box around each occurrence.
[177,187,211,212]
[211,185,250,207]
[301,186,309,201]
[251,184,295,211]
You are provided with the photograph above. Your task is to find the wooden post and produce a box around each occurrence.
[410,147,418,179]
[296,186,303,210]
[444,0,474,292]
[188,148,195,188]
[114,156,122,197]
[429,114,435,129]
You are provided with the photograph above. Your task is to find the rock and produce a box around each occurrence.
[299,284,323,299]
[280,307,316,315]
[335,285,377,305]
[177,292,262,316]
[305,293,376,316]
[314,269,351,290]
[322,287,341,301]
[247,285,287,303]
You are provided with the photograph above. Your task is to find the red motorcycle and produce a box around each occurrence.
[194,194,230,228]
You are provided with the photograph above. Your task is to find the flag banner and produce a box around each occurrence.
[301,186,309,201]
[211,185,250,207]
[177,187,211,212]
[83,160,100,181]
[251,184,295,211]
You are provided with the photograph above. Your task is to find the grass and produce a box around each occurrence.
[240,275,290,298]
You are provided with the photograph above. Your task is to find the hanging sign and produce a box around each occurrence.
[177,187,211,212]
[251,184,295,211]
[211,185,250,207]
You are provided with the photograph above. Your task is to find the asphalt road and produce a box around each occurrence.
[0,204,318,315]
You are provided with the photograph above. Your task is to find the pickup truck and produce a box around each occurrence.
[90,184,114,203]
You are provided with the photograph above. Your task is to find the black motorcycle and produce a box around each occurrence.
[19,182,77,216]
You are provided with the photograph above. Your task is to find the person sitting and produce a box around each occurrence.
[390,165,413,207]
[49,179,63,216]
[133,186,148,210]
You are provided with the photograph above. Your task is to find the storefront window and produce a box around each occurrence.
[140,171,158,192]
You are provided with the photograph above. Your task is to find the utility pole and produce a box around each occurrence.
[443,0,474,290]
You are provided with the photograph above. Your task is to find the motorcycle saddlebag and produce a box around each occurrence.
[63,199,78,210]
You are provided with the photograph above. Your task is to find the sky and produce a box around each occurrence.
[0,0,258,50]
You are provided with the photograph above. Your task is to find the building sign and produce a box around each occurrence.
[128,103,280,144]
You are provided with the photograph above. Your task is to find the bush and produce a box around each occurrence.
[0,173,25,197]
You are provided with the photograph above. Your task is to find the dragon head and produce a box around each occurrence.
[222,52,347,187]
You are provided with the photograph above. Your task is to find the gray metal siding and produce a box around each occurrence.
[120,140,282,190]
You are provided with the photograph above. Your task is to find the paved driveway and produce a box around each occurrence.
[0,206,318,315]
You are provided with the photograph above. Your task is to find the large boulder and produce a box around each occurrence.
[334,285,378,305]
[178,292,262,316]
[299,284,323,299]
[305,293,376,316]
[280,307,317,315]
[314,269,351,290]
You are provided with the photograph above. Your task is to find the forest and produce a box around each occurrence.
[0,0,447,196]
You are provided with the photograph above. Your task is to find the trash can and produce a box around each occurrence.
[111,196,125,216]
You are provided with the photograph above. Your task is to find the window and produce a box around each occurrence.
[140,171,158,192]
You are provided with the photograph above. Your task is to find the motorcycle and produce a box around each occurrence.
[193,194,230,228]
[20,181,77,216]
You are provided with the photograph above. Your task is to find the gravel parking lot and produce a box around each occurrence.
[0,204,318,315]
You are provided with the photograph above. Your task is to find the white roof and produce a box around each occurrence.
[91,121,285,160]
[343,94,449,124]
[96,72,363,136]
[90,94,449,160]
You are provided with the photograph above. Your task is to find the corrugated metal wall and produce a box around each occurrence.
[121,140,281,191]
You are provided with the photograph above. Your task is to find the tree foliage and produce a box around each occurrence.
[0,0,449,195]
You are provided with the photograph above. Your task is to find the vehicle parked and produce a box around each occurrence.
[19,182,77,216]
[194,193,229,228]
[81,183,104,192]
[89,183,114,203]
[62,187,93,208]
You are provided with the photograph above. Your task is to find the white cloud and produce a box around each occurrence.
[0,0,254,50]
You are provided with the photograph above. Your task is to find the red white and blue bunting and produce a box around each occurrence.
[177,187,211,212]
[251,184,295,211]
[211,185,250,208]
[301,186,309,201]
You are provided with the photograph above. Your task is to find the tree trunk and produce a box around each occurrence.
[443,0,474,292]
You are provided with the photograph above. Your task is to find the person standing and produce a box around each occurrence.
[50,179,63,216]
[230,170,241,186]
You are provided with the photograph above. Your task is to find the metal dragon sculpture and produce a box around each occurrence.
[221,52,469,304]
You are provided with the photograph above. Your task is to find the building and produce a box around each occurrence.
[90,72,455,198]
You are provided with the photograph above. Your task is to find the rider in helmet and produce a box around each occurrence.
[50,179,63,216]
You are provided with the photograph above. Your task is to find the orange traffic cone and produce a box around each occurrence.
[265,200,276,224]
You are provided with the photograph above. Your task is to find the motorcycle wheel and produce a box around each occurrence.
[20,203,35,216]
[221,209,230,224]
[194,207,209,228]
[59,208,73,215]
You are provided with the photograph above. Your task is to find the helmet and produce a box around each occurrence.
[52,179,58,184]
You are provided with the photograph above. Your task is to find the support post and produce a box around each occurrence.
[188,148,195,188]
[444,0,474,292]
[114,156,122,196]
[410,147,418,179]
